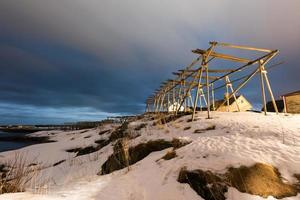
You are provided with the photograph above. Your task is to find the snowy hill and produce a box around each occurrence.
[0,112,300,200]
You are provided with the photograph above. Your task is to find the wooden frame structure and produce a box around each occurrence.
[145,41,279,120]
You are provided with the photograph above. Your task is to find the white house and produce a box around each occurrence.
[168,102,184,112]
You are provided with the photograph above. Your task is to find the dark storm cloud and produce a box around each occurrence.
[0,0,300,124]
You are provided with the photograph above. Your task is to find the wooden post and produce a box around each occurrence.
[201,89,208,106]
[204,43,216,119]
[226,76,240,112]
[188,91,194,109]
[167,92,170,112]
[211,83,215,111]
[155,96,160,112]
[158,95,162,112]
[177,80,182,114]
[205,64,211,118]
[160,93,165,112]
[262,67,279,114]
[183,79,187,111]
[283,96,287,113]
[259,60,267,115]
[172,81,175,106]
[192,67,203,121]
[199,92,203,111]
[218,67,260,108]
[225,77,230,112]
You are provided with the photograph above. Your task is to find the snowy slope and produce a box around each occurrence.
[0,112,300,200]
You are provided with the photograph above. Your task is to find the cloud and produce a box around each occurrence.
[0,102,121,125]
[0,0,299,123]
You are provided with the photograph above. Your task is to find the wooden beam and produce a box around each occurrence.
[192,49,251,63]
[191,75,220,80]
[208,69,237,73]
[209,50,278,85]
[210,42,273,53]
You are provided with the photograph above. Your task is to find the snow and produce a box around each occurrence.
[0,112,300,200]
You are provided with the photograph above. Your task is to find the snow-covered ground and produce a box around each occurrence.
[0,112,300,200]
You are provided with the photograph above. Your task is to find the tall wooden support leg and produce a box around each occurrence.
[192,67,203,121]
[218,67,260,109]
[262,68,279,114]
[158,96,162,112]
[225,77,230,112]
[188,91,193,109]
[155,96,160,113]
[167,92,170,112]
[203,43,215,119]
[226,76,240,112]
[172,81,175,108]
[199,93,202,111]
[259,60,267,115]
[205,64,211,118]
[202,89,208,106]
[183,80,187,112]
[158,95,163,112]
[176,82,183,114]
[176,77,197,115]
[211,83,215,111]
[160,94,165,112]
[283,96,287,113]
[200,89,207,111]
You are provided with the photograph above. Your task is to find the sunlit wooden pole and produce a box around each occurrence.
[227,76,240,112]
[192,67,203,121]
[225,77,230,112]
[211,83,215,111]
[259,60,267,115]
[262,66,278,114]
[167,91,170,112]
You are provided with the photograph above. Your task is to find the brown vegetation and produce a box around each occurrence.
[194,124,216,133]
[101,138,191,175]
[178,163,300,200]
[0,153,41,194]
[161,150,177,160]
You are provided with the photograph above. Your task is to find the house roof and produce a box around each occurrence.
[281,90,300,97]
[214,95,241,107]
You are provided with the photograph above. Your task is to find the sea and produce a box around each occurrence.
[0,130,35,153]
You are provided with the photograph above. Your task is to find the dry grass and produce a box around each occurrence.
[161,150,177,160]
[194,124,216,133]
[172,123,181,129]
[0,153,41,194]
[156,124,165,130]
[178,163,300,200]
[227,163,298,198]
[101,138,191,174]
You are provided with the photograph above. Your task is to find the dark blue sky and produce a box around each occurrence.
[0,1,299,124]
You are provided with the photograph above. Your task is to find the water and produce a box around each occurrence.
[0,130,35,153]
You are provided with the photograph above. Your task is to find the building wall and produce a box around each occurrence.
[168,102,184,112]
[286,95,300,113]
[216,96,252,112]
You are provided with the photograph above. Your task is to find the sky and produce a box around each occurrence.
[0,0,299,124]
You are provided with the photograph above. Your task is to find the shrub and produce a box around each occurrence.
[0,153,41,194]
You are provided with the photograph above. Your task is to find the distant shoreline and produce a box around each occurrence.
[0,127,42,134]
[0,134,55,144]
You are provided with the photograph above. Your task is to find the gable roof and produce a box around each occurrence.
[281,90,300,97]
[214,95,241,107]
